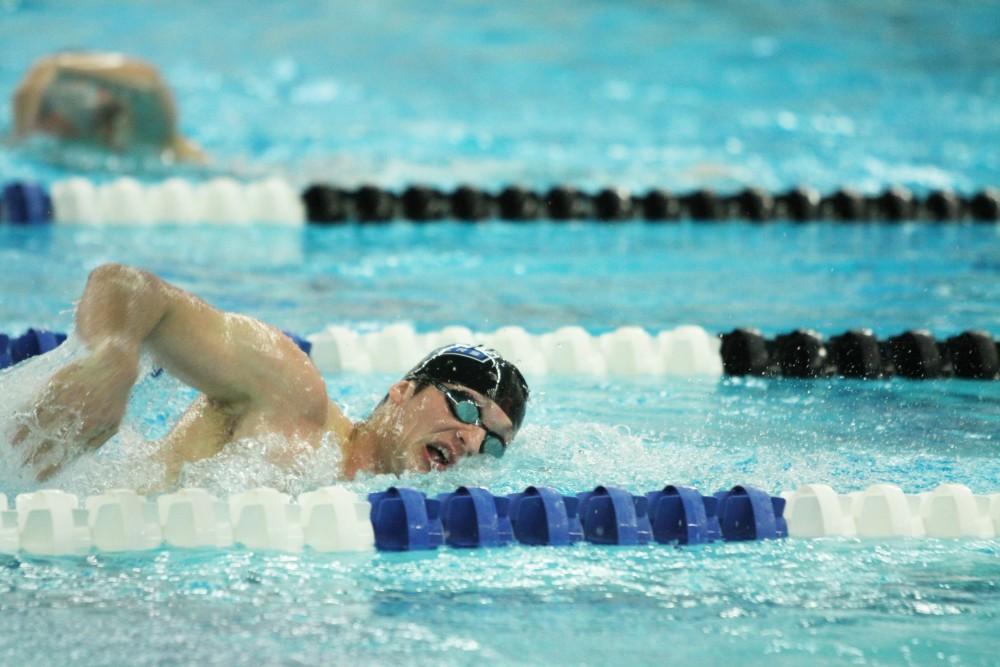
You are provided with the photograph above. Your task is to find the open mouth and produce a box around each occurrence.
[425,442,453,469]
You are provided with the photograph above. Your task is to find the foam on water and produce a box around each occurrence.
[0,341,346,496]
[0,335,86,489]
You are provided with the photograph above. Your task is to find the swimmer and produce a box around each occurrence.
[11,52,204,161]
[10,264,528,485]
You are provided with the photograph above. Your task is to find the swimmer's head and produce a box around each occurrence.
[405,344,529,433]
[37,72,169,151]
[13,54,189,156]
[366,344,529,474]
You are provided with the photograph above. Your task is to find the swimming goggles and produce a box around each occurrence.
[434,383,508,458]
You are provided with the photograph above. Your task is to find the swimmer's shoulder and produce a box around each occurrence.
[264,327,332,427]
[324,400,353,445]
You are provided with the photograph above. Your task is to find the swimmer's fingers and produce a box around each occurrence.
[21,437,61,471]
[18,421,117,482]
[11,423,30,447]
[30,438,77,483]
[22,420,114,466]
[11,398,78,447]
[33,429,113,482]
[10,411,54,448]
[16,389,73,437]
[10,402,49,447]
[36,464,60,483]
[22,435,79,481]
[18,418,82,472]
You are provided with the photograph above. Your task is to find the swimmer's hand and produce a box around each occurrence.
[12,343,138,481]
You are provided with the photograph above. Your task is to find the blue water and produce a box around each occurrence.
[2,223,998,337]
[2,1,1000,666]
[2,0,1000,191]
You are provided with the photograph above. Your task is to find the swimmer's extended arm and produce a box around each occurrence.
[16,263,328,480]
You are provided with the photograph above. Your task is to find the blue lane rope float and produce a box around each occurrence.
[1,182,52,225]
[4,326,997,380]
[576,486,651,545]
[508,486,582,546]
[436,486,513,548]
[647,485,718,545]
[368,487,443,551]
[368,484,788,550]
[0,328,67,369]
[5,179,1000,224]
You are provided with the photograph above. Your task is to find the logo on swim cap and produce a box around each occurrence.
[405,343,529,432]
[437,344,492,362]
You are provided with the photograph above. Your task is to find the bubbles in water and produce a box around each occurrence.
[174,432,343,497]
[0,338,343,497]
[0,336,87,493]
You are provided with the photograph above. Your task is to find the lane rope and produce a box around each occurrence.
[1,482,997,556]
[3,179,1000,225]
[3,325,997,380]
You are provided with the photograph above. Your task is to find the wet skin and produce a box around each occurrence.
[11,264,516,487]
[372,381,515,476]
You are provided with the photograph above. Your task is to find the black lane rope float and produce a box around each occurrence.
[302,184,1000,224]
[721,329,1000,380]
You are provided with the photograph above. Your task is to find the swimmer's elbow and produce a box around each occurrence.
[84,262,168,315]
[78,263,171,345]
[85,264,138,302]
[87,262,156,291]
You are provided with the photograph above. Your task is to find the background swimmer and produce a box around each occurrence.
[11,52,204,162]
[8,264,528,487]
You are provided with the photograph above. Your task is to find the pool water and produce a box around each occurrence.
[2,1,1000,666]
[2,223,998,337]
[1,222,998,666]
[2,0,999,191]
[2,541,998,667]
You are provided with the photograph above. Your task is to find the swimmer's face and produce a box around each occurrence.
[380,380,515,474]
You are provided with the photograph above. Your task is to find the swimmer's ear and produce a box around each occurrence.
[387,380,414,405]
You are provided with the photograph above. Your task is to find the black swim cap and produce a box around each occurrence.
[405,344,529,432]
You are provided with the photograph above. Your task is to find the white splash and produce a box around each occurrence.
[0,340,344,497]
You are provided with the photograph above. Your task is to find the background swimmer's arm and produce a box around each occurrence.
[11,59,60,138]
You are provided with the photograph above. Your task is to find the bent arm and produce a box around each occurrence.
[76,263,327,418]
[15,263,327,482]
